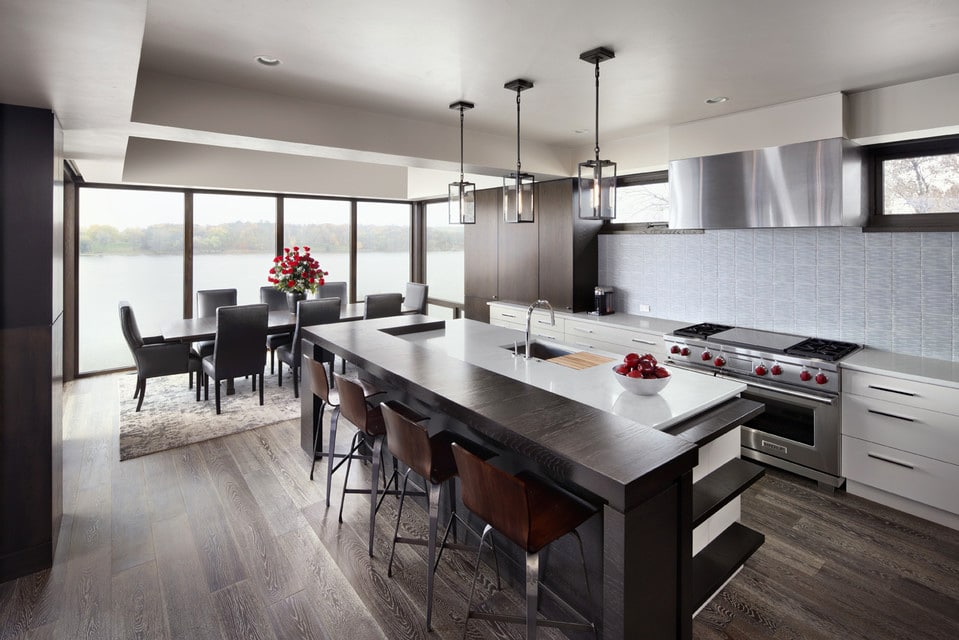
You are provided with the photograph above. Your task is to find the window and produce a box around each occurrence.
[78,187,184,372]
[612,170,669,225]
[356,201,411,299]
[193,193,275,305]
[424,200,464,309]
[284,198,351,295]
[869,135,959,230]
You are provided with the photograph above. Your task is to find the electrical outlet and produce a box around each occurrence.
[640,304,651,313]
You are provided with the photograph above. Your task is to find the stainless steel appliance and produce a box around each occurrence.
[591,286,614,315]
[664,323,860,489]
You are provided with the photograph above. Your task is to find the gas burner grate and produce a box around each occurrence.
[785,338,860,362]
[672,323,734,339]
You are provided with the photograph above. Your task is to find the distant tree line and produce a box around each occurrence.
[79,222,464,255]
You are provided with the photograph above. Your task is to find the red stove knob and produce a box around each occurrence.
[815,372,828,385]
[701,350,712,361]
[770,364,783,376]
[755,364,767,376]
[713,356,726,367]
[681,347,691,356]
[799,369,813,382]
[670,345,681,354]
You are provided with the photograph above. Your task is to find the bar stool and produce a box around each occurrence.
[333,372,422,556]
[304,358,380,485]
[450,443,597,639]
[380,400,472,630]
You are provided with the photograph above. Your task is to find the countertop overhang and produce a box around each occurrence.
[303,315,748,511]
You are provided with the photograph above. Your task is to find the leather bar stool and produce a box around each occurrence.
[305,357,381,485]
[450,443,598,639]
[380,400,471,631]
[332,371,422,556]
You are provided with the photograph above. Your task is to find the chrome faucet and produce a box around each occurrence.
[525,299,554,359]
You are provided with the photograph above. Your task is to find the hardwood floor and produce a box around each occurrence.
[1,373,957,639]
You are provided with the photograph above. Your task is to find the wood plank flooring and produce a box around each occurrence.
[1,373,957,639]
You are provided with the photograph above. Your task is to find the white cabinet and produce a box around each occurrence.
[564,317,667,360]
[842,368,959,530]
[488,303,565,340]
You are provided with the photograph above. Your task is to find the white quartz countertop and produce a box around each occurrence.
[399,319,746,431]
[488,300,688,335]
[842,348,959,389]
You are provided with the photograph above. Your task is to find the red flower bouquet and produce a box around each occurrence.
[268,246,328,294]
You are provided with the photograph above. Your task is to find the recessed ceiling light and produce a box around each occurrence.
[255,55,281,66]
[705,96,729,104]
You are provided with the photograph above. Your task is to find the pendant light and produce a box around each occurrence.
[503,79,535,223]
[577,47,617,220]
[449,101,476,224]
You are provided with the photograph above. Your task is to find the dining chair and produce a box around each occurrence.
[276,297,340,398]
[260,285,293,374]
[315,281,347,306]
[119,301,193,412]
[363,292,403,319]
[401,282,429,314]
[200,303,269,414]
[191,288,237,386]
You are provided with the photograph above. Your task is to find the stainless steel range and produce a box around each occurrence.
[664,323,860,489]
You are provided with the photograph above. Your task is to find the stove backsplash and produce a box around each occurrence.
[599,228,959,362]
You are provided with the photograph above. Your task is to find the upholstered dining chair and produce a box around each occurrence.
[190,288,237,386]
[314,281,347,306]
[363,292,403,319]
[260,285,293,374]
[200,303,269,414]
[276,297,340,398]
[401,282,429,314]
[119,301,193,412]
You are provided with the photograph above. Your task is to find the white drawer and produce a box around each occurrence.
[489,305,525,325]
[531,325,564,341]
[842,436,959,516]
[565,320,664,354]
[842,393,959,465]
[563,335,627,357]
[843,369,958,415]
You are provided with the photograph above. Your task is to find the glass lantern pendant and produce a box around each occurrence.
[577,47,617,221]
[504,79,535,223]
[449,101,476,224]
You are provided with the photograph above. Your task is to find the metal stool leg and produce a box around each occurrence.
[308,400,327,481]
[425,480,441,630]
[368,435,384,556]
[526,550,540,639]
[387,471,412,578]
[463,523,494,640]
[325,407,341,507]
[338,431,363,522]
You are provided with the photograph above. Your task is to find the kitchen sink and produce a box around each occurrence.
[500,340,576,360]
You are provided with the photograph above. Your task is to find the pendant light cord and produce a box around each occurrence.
[594,62,601,160]
[459,105,465,182]
[515,89,522,175]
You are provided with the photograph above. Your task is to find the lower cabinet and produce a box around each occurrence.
[842,369,959,530]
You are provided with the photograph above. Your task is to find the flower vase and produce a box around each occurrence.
[286,290,305,313]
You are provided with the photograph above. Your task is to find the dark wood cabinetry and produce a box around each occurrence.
[0,104,64,582]
[463,178,600,320]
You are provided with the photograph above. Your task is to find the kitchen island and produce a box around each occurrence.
[300,315,762,640]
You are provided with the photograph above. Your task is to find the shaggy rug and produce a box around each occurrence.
[118,372,300,460]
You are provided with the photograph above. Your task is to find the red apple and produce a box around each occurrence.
[614,364,629,375]
[627,369,643,378]
[654,366,670,378]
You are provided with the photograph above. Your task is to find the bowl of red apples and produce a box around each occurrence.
[612,352,671,395]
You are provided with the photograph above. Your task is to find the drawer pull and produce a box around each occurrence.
[631,338,656,345]
[867,452,916,470]
[573,327,594,334]
[574,342,593,349]
[867,384,916,397]
[536,319,553,325]
[539,335,557,341]
[501,313,516,318]
[867,409,915,423]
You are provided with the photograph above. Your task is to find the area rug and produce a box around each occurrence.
[118,373,300,460]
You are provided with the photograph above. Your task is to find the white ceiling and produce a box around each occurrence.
[3,0,959,197]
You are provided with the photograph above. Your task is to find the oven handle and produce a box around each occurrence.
[739,378,838,406]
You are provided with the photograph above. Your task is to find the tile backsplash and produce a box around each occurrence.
[598,228,959,362]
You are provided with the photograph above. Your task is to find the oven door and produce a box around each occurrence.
[739,383,842,482]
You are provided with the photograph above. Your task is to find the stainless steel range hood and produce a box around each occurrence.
[668,137,865,229]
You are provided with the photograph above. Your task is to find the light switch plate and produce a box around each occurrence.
[640,304,651,313]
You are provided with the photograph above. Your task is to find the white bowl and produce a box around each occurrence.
[612,365,671,395]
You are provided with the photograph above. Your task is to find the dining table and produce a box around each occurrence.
[161,302,366,394]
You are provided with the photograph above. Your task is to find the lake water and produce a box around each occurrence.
[83,251,463,372]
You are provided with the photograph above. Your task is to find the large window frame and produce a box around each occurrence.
[601,170,672,233]
[866,134,959,232]
[72,183,453,376]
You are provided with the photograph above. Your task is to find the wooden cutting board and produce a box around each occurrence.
[547,351,615,370]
